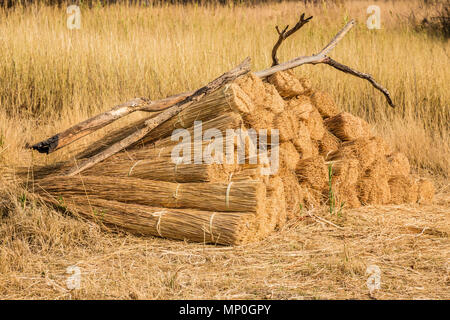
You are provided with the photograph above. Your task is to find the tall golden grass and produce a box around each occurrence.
[0,0,448,177]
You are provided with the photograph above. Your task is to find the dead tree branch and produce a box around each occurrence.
[266,17,394,108]
[323,57,395,108]
[271,13,313,66]
[65,58,251,177]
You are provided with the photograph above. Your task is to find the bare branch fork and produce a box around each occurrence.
[272,13,313,66]
[267,15,394,108]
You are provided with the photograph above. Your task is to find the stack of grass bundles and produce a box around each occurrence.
[20,70,436,245]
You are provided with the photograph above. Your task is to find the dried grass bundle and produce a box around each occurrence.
[78,112,245,159]
[330,158,360,186]
[266,176,287,231]
[416,178,435,205]
[296,156,328,192]
[388,175,418,204]
[262,83,286,114]
[324,112,372,141]
[288,95,313,121]
[305,107,325,141]
[293,122,318,159]
[274,110,299,142]
[327,137,382,171]
[387,152,410,177]
[35,176,266,214]
[310,91,339,118]
[244,107,275,132]
[268,70,312,98]
[318,130,341,157]
[363,157,390,180]
[357,177,391,205]
[333,184,361,208]
[60,197,256,245]
[280,172,304,219]
[329,159,361,208]
[279,141,300,173]
[84,159,236,183]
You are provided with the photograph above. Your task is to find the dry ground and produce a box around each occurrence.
[0,179,448,300]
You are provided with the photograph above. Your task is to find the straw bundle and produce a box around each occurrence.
[262,83,286,114]
[296,156,328,192]
[266,176,287,230]
[244,108,275,132]
[84,159,236,183]
[318,130,341,157]
[388,175,419,204]
[274,110,299,142]
[287,95,313,121]
[330,159,361,208]
[60,197,256,245]
[77,112,245,159]
[330,158,360,186]
[310,91,339,118]
[416,178,435,205]
[137,84,253,143]
[268,70,312,98]
[293,122,318,159]
[387,152,410,177]
[36,176,266,213]
[363,157,390,180]
[357,177,391,205]
[324,112,372,141]
[280,172,304,219]
[279,141,300,173]
[305,107,325,141]
[327,137,381,171]
[235,73,285,114]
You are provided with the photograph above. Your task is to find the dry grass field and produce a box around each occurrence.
[0,0,449,299]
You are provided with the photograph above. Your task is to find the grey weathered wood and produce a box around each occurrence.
[66,57,251,177]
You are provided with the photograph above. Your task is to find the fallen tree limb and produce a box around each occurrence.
[65,57,251,177]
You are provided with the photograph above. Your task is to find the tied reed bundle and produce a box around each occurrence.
[35,176,267,214]
[268,70,312,98]
[324,112,372,141]
[310,91,339,118]
[60,197,256,245]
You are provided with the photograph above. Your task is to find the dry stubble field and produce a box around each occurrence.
[0,1,449,299]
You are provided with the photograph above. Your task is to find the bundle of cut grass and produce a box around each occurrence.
[310,91,339,118]
[305,107,325,141]
[293,122,318,159]
[357,177,391,205]
[318,130,341,157]
[60,197,256,245]
[324,112,372,141]
[268,70,312,98]
[387,152,411,177]
[416,178,435,205]
[275,110,299,142]
[287,95,313,121]
[35,176,267,213]
[329,159,361,208]
[295,156,328,193]
[388,175,419,204]
[327,137,381,170]
[280,172,304,219]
